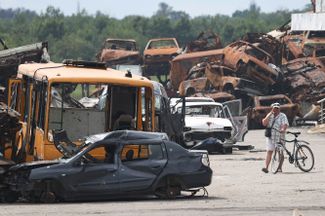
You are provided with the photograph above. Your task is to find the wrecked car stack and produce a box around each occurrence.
[169,28,325,128]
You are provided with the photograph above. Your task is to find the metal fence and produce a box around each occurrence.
[318,98,325,124]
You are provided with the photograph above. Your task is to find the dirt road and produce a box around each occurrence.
[0,127,324,216]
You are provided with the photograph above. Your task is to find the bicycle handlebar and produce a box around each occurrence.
[271,128,301,138]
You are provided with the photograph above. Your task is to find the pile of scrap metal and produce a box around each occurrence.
[0,39,50,102]
[184,31,223,53]
[276,26,325,121]
[169,29,325,128]
[0,102,21,160]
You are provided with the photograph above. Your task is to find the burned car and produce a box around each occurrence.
[143,38,181,81]
[143,38,180,67]
[245,94,300,129]
[96,38,142,66]
[178,62,267,97]
[3,130,212,202]
[169,49,224,91]
[185,31,223,53]
[223,41,281,90]
[282,57,325,104]
[283,31,325,62]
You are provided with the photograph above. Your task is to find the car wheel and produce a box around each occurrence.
[34,180,59,203]
[155,177,181,199]
[222,146,233,154]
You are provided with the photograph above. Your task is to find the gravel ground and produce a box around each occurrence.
[0,127,324,216]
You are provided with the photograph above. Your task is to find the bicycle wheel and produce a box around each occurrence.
[295,144,314,172]
[271,148,283,174]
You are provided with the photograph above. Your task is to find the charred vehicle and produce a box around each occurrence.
[185,31,223,53]
[178,62,267,98]
[169,49,224,91]
[3,130,212,202]
[242,33,283,66]
[143,38,181,84]
[245,94,300,129]
[283,31,325,62]
[223,40,282,92]
[281,57,325,121]
[96,38,142,66]
[282,57,325,104]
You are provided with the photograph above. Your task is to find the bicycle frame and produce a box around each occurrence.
[277,138,298,164]
[271,129,314,173]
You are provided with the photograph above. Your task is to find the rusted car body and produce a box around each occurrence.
[282,57,325,104]
[178,63,265,97]
[96,38,141,66]
[283,33,305,61]
[223,41,280,88]
[283,31,325,62]
[246,94,300,129]
[169,49,224,90]
[185,31,223,53]
[143,38,181,77]
[242,33,283,66]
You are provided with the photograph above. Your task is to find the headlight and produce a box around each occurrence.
[184,133,192,142]
[201,154,210,167]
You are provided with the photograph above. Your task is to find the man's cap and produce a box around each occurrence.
[271,102,280,108]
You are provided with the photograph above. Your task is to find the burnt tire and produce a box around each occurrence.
[32,180,60,203]
[154,177,181,199]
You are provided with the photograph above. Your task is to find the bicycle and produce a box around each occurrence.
[270,130,315,174]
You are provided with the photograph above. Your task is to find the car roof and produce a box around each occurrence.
[148,38,177,42]
[85,130,169,145]
[105,38,136,43]
[18,62,152,87]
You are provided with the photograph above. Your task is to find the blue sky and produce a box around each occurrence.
[0,0,309,18]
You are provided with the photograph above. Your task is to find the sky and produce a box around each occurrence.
[0,0,309,19]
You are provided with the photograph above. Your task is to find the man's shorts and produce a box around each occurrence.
[266,138,275,151]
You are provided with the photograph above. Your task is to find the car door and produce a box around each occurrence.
[62,144,119,196]
[118,142,167,192]
[223,99,248,142]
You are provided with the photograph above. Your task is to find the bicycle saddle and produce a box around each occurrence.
[287,131,301,137]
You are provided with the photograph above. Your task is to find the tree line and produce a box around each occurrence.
[0,2,310,62]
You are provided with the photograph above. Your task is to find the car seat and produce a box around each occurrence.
[125,149,134,161]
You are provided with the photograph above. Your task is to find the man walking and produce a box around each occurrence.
[261,102,289,173]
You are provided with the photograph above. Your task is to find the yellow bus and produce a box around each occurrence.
[6,60,156,162]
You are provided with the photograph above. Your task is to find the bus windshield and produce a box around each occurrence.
[49,83,152,141]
